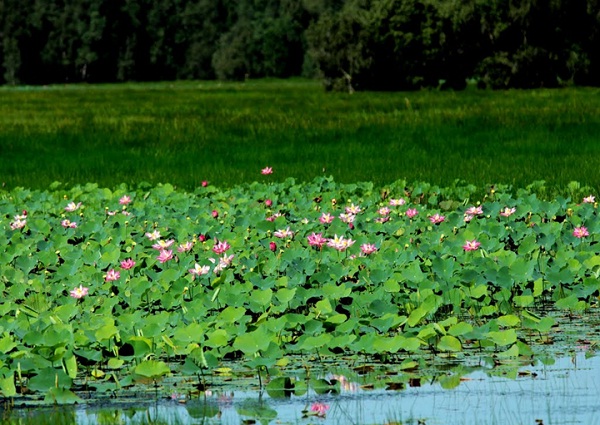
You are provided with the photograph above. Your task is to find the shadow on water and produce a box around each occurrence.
[1,353,599,425]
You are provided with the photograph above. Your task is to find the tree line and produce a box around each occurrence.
[2,0,599,90]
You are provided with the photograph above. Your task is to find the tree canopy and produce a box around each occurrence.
[1,0,599,89]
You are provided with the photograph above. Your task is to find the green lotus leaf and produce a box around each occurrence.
[134,360,171,379]
[437,335,462,352]
[44,387,83,405]
[0,374,16,397]
[233,328,271,355]
[486,329,517,346]
[497,315,521,327]
[28,367,72,392]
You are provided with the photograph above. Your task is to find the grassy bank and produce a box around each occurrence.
[1,79,599,193]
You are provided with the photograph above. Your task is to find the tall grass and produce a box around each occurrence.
[1,79,599,193]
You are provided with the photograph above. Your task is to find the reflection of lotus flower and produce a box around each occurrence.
[310,402,330,417]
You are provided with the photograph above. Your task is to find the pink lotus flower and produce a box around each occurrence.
[310,402,330,417]
[157,249,174,263]
[307,232,328,248]
[319,213,335,224]
[327,234,355,252]
[210,254,234,274]
[65,202,82,212]
[269,241,277,252]
[360,243,378,255]
[145,230,161,241]
[120,258,136,270]
[70,285,89,299]
[464,214,474,222]
[212,210,219,218]
[105,269,120,282]
[177,241,194,252]
[406,208,418,218]
[119,195,131,205]
[500,207,516,217]
[189,263,210,278]
[463,240,481,251]
[266,212,283,221]
[378,207,390,216]
[61,219,77,228]
[583,195,595,204]
[264,199,273,207]
[573,226,589,238]
[274,227,294,238]
[429,213,445,224]
[389,198,406,206]
[201,180,208,187]
[10,218,26,230]
[261,166,273,175]
[345,203,361,214]
[465,206,483,216]
[152,239,175,250]
[212,239,231,254]
[199,234,208,242]
[339,213,355,224]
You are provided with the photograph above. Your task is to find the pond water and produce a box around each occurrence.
[5,352,598,425]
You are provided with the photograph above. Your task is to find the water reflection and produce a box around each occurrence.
[2,353,598,425]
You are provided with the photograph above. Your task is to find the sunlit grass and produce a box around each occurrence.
[1,79,599,193]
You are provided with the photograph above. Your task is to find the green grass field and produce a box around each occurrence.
[1,79,599,194]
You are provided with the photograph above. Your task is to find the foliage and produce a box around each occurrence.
[2,81,600,193]
[0,177,599,403]
[1,0,599,88]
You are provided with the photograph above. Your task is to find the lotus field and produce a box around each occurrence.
[1,175,599,405]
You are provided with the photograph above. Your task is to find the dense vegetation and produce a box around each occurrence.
[2,0,599,89]
[1,178,599,404]
[1,81,600,194]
